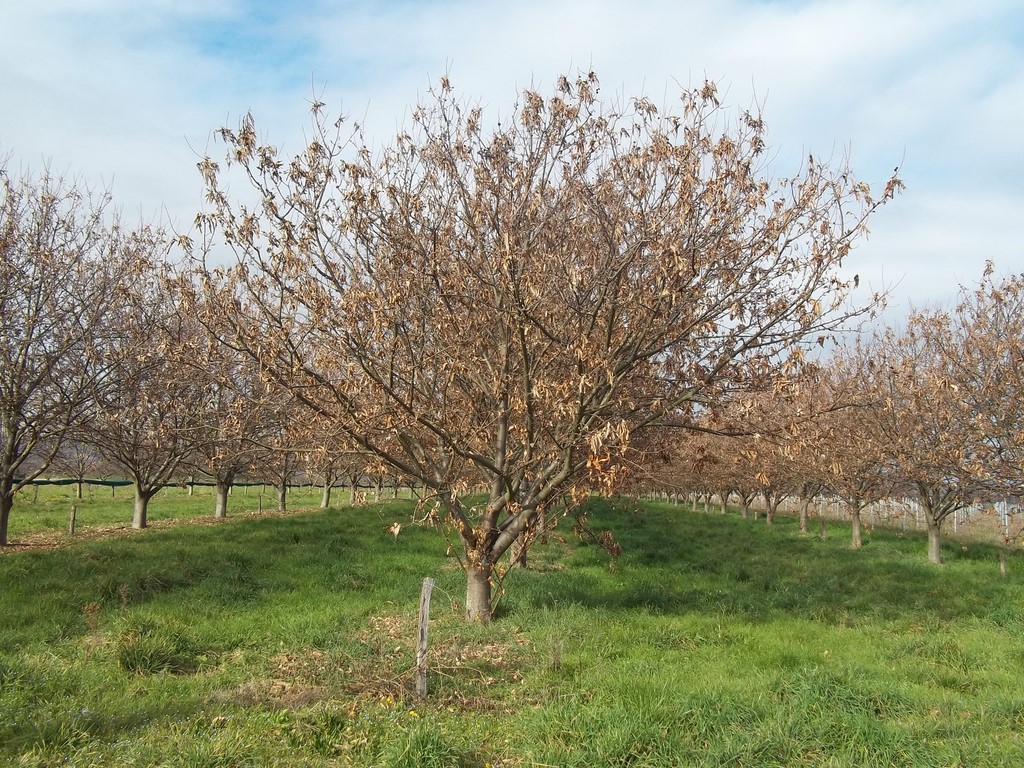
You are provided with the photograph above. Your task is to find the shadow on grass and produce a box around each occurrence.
[0,505,454,650]
[513,498,1023,629]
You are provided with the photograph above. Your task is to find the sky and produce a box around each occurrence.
[1,0,1021,316]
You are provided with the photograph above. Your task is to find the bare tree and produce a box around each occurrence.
[946,265,1024,499]
[0,165,125,545]
[84,232,207,528]
[250,412,302,513]
[50,440,108,500]
[816,346,893,550]
[303,430,358,509]
[876,304,994,563]
[191,73,900,621]
[298,424,380,509]
[171,279,282,520]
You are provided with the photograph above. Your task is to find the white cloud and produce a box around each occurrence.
[0,0,1020,310]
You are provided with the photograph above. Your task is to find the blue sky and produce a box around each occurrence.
[2,0,1021,314]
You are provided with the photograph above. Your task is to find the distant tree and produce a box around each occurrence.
[192,73,900,621]
[251,408,302,513]
[681,429,746,516]
[945,265,1024,499]
[176,275,272,519]
[84,233,206,528]
[302,430,375,509]
[302,430,361,509]
[618,425,698,504]
[686,373,831,527]
[876,304,993,564]
[50,440,108,500]
[816,345,893,550]
[0,166,126,545]
[781,372,832,535]
[752,443,793,525]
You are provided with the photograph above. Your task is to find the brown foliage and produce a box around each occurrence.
[0,165,130,544]
[189,73,898,619]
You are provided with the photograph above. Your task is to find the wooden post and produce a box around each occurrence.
[416,577,436,698]
[258,494,263,513]
[1000,550,1008,579]
[68,505,77,536]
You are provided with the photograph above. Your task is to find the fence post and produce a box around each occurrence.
[68,505,77,536]
[416,577,436,698]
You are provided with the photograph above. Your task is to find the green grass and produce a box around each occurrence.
[5,481,371,541]
[3,494,1024,766]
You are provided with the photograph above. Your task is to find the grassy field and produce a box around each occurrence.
[2,490,1024,766]
[4,481,338,543]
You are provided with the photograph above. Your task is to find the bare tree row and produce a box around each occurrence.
[636,265,1024,565]
[0,164,388,544]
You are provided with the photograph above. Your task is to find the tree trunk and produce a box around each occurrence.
[320,482,332,509]
[718,490,729,514]
[132,484,158,529]
[799,498,810,534]
[215,480,231,519]
[850,507,863,549]
[741,498,750,520]
[465,558,492,623]
[927,517,943,564]
[509,506,540,567]
[1000,549,1008,578]
[76,480,84,500]
[277,480,287,512]
[820,517,828,540]
[0,486,12,546]
[510,532,528,568]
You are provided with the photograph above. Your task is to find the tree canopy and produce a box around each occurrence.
[190,73,900,621]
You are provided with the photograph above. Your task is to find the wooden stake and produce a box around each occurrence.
[416,577,436,698]
[69,505,77,536]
